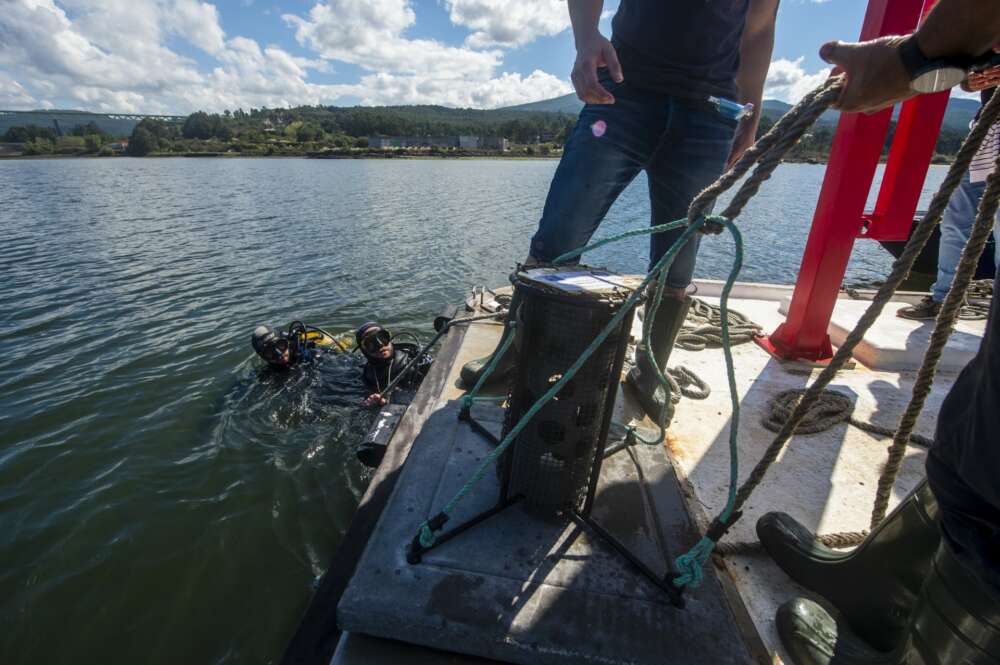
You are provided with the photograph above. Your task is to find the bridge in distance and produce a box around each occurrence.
[0,110,185,138]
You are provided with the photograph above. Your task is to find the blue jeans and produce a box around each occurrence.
[932,173,1000,302]
[528,72,736,288]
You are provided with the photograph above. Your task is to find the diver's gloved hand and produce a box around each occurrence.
[363,393,387,408]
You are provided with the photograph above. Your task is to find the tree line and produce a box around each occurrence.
[2,104,975,161]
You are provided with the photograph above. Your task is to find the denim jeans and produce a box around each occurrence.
[528,71,736,289]
[932,172,1000,302]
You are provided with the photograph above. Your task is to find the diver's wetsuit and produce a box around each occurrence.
[362,342,433,398]
[356,342,433,468]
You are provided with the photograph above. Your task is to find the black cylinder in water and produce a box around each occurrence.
[501,274,636,514]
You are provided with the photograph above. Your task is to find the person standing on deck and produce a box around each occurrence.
[899,63,1000,320]
[755,3,1000,663]
[460,0,780,428]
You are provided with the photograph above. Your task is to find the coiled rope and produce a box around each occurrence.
[761,388,934,447]
[677,297,763,351]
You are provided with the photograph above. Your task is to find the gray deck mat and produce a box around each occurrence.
[338,402,752,665]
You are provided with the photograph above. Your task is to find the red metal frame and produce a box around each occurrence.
[758,0,948,361]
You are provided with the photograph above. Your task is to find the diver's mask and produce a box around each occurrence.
[360,329,392,356]
[252,325,290,366]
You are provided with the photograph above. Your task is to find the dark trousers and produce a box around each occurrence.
[927,272,1000,597]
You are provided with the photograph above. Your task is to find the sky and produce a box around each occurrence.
[0,0,919,114]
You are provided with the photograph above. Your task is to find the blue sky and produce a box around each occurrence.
[0,0,908,114]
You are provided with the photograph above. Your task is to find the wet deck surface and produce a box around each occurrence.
[337,398,752,664]
[330,279,987,664]
[660,281,984,663]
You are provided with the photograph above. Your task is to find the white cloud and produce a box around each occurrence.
[764,57,832,103]
[443,0,569,48]
[357,69,570,107]
[0,0,571,113]
[283,0,501,79]
[166,0,227,55]
[282,0,571,107]
[0,75,41,109]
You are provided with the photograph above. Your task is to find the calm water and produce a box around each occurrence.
[0,158,947,664]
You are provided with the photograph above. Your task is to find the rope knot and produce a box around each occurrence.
[672,537,715,588]
[697,214,728,236]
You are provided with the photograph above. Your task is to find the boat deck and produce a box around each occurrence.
[306,278,989,665]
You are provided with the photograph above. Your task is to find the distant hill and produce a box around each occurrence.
[503,94,584,115]
[504,94,983,133]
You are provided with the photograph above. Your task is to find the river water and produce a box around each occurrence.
[0,158,947,664]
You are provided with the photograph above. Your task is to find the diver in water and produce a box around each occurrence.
[355,322,433,408]
[250,321,348,370]
[251,320,432,407]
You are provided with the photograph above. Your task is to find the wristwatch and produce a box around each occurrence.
[898,34,968,94]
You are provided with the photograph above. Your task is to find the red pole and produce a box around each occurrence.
[759,0,932,361]
[862,81,950,239]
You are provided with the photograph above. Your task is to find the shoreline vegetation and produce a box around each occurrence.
[1,104,967,164]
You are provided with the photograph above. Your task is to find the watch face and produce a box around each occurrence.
[912,66,967,94]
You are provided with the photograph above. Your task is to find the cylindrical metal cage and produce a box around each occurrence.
[501,269,636,514]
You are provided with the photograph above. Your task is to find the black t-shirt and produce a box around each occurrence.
[611,0,750,100]
[927,274,1000,593]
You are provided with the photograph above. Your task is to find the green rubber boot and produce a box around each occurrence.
[776,540,1000,665]
[626,295,692,427]
[758,480,939,652]
[459,288,522,390]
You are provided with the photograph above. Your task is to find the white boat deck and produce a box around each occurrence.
[436,278,988,664]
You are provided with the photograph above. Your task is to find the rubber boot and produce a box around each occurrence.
[903,539,1000,665]
[775,540,1000,665]
[758,480,939,652]
[459,288,522,390]
[626,295,692,427]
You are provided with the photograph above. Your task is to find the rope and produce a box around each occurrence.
[714,530,866,556]
[415,213,743,553]
[720,83,1000,542]
[688,76,846,230]
[968,278,994,301]
[868,121,1000,529]
[666,366,711,401]
[762,389,852,434]
[460,323,518,411]
[762,388,934,447]
[414,73,988,591]
[676,297,763,351]
[668,77,847,587]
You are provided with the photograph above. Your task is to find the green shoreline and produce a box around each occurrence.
[0,152,957,165]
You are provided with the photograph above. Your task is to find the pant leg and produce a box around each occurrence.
[928,272,1000,598]
[644,98,735,286]
[528,73,667,263]
[932,174,987,302]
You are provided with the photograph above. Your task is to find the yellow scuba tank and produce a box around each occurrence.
[304,329,355,353]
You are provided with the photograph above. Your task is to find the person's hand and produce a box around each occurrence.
[726,117,758,169]
[363,393,387,408]
[820,36,913,113]
[966,64,1000,92]
[571,32,623,104]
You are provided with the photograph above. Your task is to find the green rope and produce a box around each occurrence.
[552,219,688,265]
[672,222,743,587]
[418,213,744,588]
[460,322,518,412]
